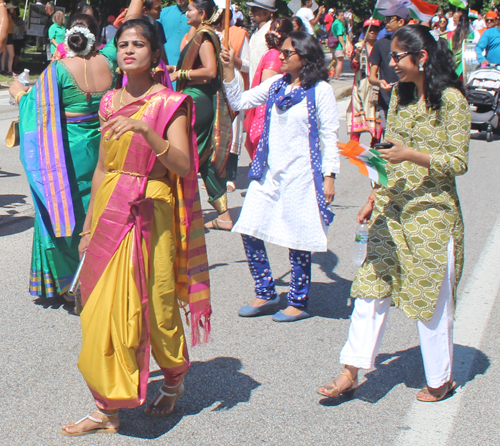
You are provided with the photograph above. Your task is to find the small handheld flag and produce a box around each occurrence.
[338,140,389,186]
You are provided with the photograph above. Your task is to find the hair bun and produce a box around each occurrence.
[67,32,88,53]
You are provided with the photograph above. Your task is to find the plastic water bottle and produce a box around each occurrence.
[352,220,369,265]
[9,69,31,106]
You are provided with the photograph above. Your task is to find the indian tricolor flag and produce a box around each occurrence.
[449,0,468,9]
[338,140,389,187]
[469,9,479,18]
[373,0,439,23]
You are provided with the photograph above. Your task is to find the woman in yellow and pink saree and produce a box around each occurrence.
[61,18,210,437]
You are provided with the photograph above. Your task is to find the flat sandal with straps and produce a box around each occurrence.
[317,371,359,398]
[60,410,119,437]
[145,379,185,417]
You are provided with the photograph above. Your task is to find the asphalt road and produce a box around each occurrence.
[1,88,499,446]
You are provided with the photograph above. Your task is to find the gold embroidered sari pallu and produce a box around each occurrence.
[177,26,233,213]
[78,88,210,410]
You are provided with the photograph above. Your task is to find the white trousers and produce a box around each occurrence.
[340,238,455,388]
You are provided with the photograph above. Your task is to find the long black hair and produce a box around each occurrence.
[288,31,328,89]
[452,14,470,52]
[392,25,465,110]
[114,18,161,68]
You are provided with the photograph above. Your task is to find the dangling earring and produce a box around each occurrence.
[418,61,424,72]
[115,67,122,75]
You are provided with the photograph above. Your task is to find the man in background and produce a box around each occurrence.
[159,0,190,67]
[43,1,54,61]
[246,0,276,83]
[369,4,409,129]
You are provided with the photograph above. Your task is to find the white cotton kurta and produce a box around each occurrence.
[224,75,340,252]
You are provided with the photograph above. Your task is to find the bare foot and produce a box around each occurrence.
[61,411,119,436]
[145,381,185,416]
[280,306,305,316]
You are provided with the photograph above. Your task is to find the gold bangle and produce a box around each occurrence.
[186,69,192,80]
[156,140,170,157]
[79,230,91,236]
[15,91,27,104]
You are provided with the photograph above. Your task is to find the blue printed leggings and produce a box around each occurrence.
[242,235,311,309]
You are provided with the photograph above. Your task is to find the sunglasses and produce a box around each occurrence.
[280,49,298,60]
[486,18,497,22]
[384,15,399,23]
[389,51,414,63]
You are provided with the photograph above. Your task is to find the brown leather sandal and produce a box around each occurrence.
[416,380,457,402]
[317,371,359,398]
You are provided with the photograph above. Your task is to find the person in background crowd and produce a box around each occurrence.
[11,7,25,71]
[447,10,461,32]
[143,0,168,64]
[475,10,500,65]
[296,0,325,37]
[318,24,470,404]
[292,16,306,32]
[474,10,497,43]
[233,4,244,24]
[0,0,9,53]
[1,3,15,75]
[369,4,409,129]
[222,31,340,322]
[174,0,233,230]
[214,10,250,193]
[445,14,472,79]
[324,8,334,33]
[101,15,117,45]
[472,12,485,32]
[60,17,210,435]
[244,17,293,160]
[159,0,190,67]
[48,10,65,56]
[330,9,347,80]
[43,1,55,61]
[435,15,448,36]
[247,0,276,84]
[347,18,381,146]
[9,12,119,303]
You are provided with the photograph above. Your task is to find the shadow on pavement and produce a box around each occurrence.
[0,194,34,236]
[0,168,20,178]
[118,357,261,439]
[319,344,489,406]
[309,250,353,320]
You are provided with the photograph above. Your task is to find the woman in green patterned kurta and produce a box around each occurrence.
[318,25,471,402]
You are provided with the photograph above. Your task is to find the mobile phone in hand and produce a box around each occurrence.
[373,142,394,150]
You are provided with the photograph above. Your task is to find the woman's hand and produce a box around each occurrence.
[378,139,410,164]
[170,70,179,82]
[323,176,335,205]
[379,79,395,91]
[166,65,176,74]
[78,234,90,259]
[99,115,149,141]
[357,200,373,223]
[9,78,28,98]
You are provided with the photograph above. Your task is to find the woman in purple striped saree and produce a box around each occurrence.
[61,18,210,437]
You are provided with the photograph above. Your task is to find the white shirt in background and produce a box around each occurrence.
[249,20,272,84]
[296,7,315,35]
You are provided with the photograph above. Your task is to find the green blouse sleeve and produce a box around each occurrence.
[384,85,399,140]
[429,88,470,178]
[99,39,117,66]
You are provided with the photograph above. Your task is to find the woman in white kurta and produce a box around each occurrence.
[221,31,340,322]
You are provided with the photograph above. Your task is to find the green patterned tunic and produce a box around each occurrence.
[351,87,471,321]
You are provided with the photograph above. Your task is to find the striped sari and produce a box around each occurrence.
[78,88,210,410]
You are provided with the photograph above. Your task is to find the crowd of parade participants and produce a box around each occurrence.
[7,0,474,436]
